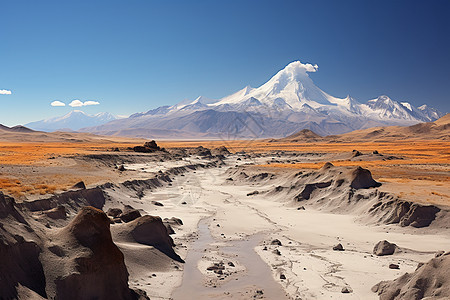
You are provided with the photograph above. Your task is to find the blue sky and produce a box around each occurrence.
[1,0,449,126]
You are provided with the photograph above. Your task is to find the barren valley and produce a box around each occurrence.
[0,118,449,300]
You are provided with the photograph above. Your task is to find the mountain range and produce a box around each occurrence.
[31,61,445,138]
[278,113,449,143]
[26,111,118,132]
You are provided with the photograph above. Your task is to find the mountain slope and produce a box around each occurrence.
[0,124,35,133]
[278,113,450,143]
[26,111,118,132]
[81,61,445,139]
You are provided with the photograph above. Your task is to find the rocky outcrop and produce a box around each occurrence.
[349,166,381,189]
[114,215,184,263]
[0,192,47,299]
[187,146,212,157]
[0,238,46,299]
[133,140,162,153]
[22,187,106,213]
[1,192,148,299]
[71,181,86,190]
[295,181,332,201]
[107,207,123,218]
[372,252,450,299]
[211,146,231,157]
[227,163,446,228]
[44,205,67,220]
[119,205,142,223]
[0,192,27,223]
[369,198,441,228]
[48,206,146,300]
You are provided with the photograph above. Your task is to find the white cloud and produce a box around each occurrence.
[287,61,319,73]
[0,89,12,95]
[69,99,100,107]
[83,100,100,106]
[51,100,66,107]
[69,100,84,107]
[299,61,319,72]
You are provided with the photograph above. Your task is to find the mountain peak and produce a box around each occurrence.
[26,111,117,132]
[69,110,87,115]
[78,60,444,139]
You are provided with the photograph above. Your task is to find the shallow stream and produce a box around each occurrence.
[172,219,289,299]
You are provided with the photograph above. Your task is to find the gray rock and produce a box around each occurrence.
[373,240,397,256]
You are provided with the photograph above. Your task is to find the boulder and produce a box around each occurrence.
[342,286,353,293]
[119,206,141,223]
[271,239,282,246]
[389,264,399,269]
[333,243,345,251]
[373,240,397,256]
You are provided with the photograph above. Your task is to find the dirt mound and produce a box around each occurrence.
[349,166,381,189]
[278,129,323,142]
[369,198,441,228]
[372,252,450,299]
[132,140,162,153]
[0,193,46,299]
[188,146,212,157]
[0,191,27,223]
[23,187,106,213]
[320,162,334,170]
[113,215,184,263]
[49,206,145,299]
[44,205,67,219]
[211,146,231,157]
[71,181,86,189]
[227,164,446,228]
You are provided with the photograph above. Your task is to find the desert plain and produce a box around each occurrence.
[0,118,449,300]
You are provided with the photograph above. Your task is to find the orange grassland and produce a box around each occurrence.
[0,139,448,202]
[0,141,138,198]
[160,139,450,206]
[0,142,137,165]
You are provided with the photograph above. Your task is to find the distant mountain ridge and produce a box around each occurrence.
[0,124,35,133]
[80,61,445,139]
[278,113,450,143]
[26,110,118,132]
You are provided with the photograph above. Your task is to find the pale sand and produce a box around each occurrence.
[104,158,450,300]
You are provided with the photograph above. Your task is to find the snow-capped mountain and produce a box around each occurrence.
[80,61,444,139]
[26,110,119,132]
[417,104,446,121]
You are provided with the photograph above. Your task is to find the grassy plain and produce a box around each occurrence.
[0,139,448,204]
